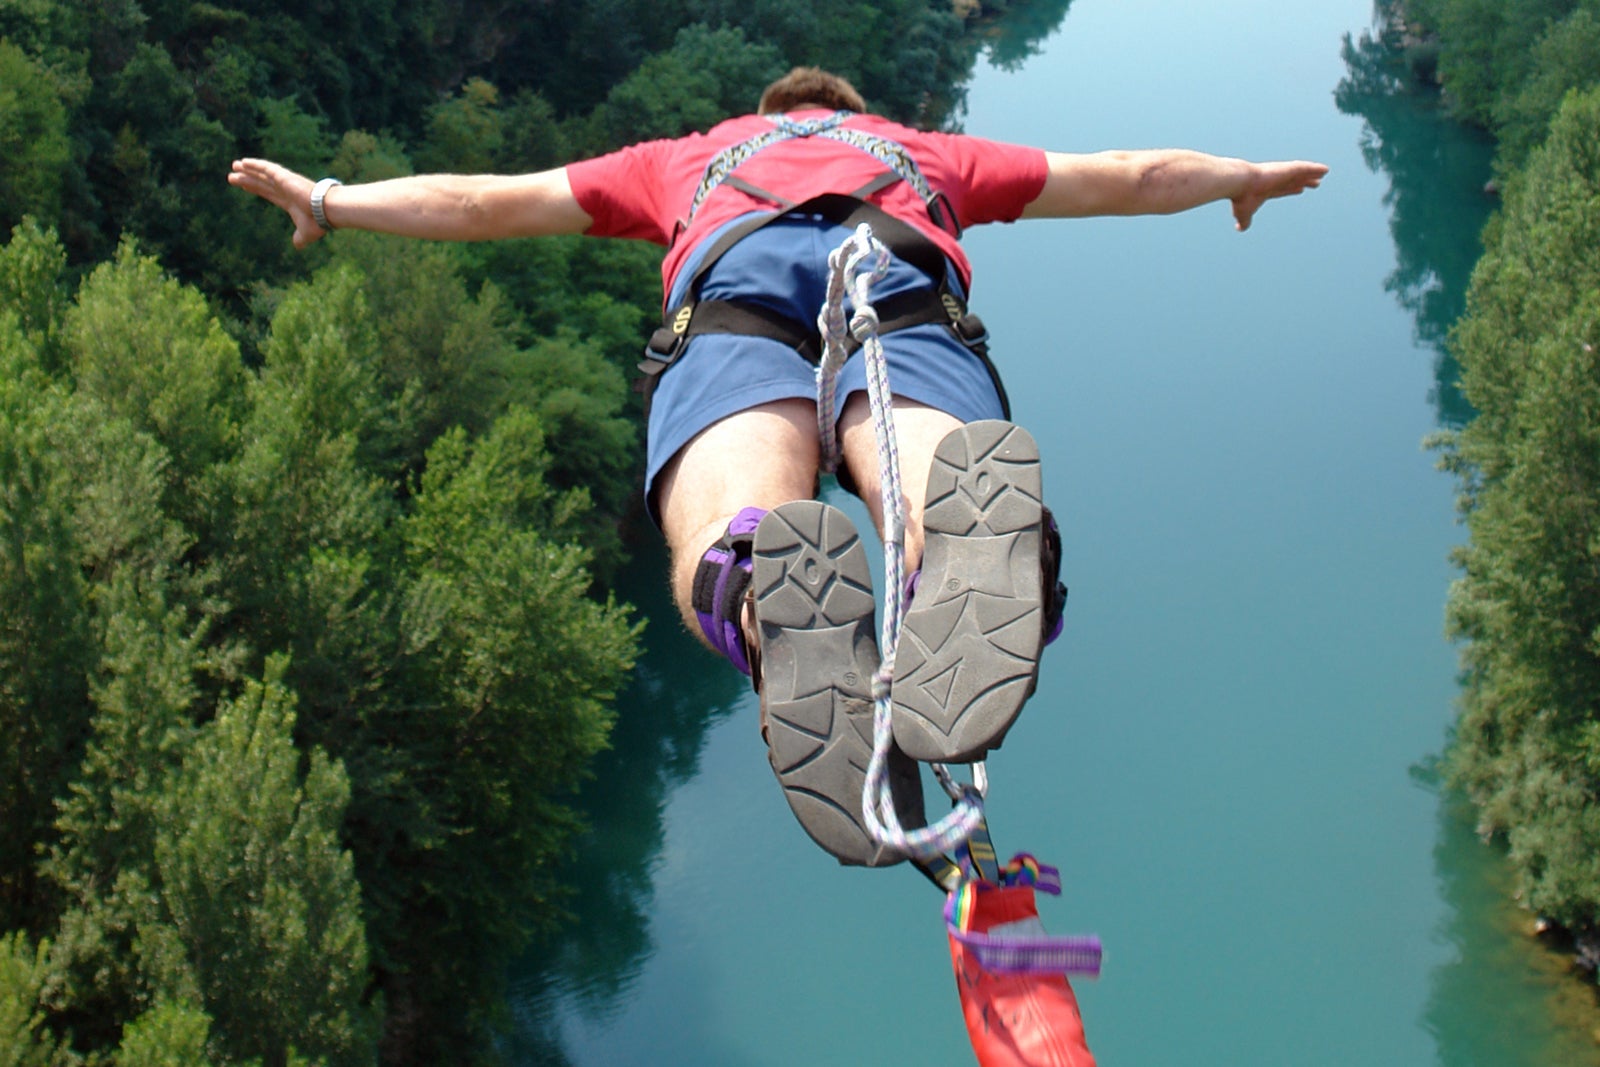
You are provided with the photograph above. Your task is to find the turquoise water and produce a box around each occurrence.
[506,2,1600,1063]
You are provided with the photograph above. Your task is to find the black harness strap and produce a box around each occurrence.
[638,192,1010,419]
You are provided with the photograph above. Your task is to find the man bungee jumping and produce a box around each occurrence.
[230,67,1326,872]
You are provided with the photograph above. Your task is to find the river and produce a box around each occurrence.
[505,2,1600,1063]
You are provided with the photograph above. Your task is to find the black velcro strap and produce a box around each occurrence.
[690,526,756,628]
[792,193,949,283]
[681,300,821,362]
[868,288,962,338]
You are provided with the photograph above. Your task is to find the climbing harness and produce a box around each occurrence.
[817,225,1101,1065]
[637,197,1001,416]
[636,112,1007,416]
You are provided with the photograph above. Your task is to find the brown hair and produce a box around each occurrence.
[757,67,867,115]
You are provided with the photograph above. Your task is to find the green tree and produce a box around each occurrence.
[495,89,567,174]
[257,96,333,177]
[576,24,784,150]
[1438,85,1600,928]
[63,241,246,537]
[153,658,377,1067]
[324,234,517,480]
[0,931,67,1067]
[114,1001,215,1067]
[0,320,93,930]
[415,78,504,175]
[0,41,70,234]
[0,220,68,372]
[1493,4,1600,166]
[370,410,637,1059]
[39,574,203,1047]
[212,264,397,726]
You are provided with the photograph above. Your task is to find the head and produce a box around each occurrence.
[757,67,867,115]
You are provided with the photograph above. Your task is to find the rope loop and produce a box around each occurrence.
[812,223,985,861]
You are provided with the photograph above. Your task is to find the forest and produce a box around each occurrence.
[0,0,1073,1063]
[1377,0,1600,974]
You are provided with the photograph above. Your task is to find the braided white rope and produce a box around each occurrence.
[815,224,984,859]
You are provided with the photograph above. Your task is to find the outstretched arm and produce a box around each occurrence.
[1020,150,1327,231]
[228,159,594,249]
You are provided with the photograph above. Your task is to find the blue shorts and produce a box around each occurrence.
[644,214,1006,523]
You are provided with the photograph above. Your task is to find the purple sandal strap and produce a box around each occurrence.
[692,507,766,675]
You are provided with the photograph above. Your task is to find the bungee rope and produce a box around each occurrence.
[815,223,987,861]
[814,224,1102,980]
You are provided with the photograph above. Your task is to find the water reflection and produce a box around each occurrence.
[1418,770,1600,1067]
[503,535,749,1063]
[1334,9,1495,429]
[1342,13,1600,1056]
[977,0,1076,73]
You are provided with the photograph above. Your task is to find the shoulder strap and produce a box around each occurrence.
[686,112,854,225]
[817,126,936,205]
[684,113,960,237]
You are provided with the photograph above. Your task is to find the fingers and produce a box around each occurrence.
[229,158,324,249]
[1269,161,1328,197]
[229,159,301,204]
[1232,160,1327,231]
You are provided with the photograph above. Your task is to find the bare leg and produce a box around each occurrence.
[655,398,822,648]
[836,393,964,573]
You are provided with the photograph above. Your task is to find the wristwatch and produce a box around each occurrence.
[310,177,342,232]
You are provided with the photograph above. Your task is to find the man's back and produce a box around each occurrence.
[565,110,1048,295]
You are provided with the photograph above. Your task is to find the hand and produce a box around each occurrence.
[228,158,327,249]
[1231,160,1328,231]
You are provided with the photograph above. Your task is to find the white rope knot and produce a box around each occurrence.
[849,305,879,342]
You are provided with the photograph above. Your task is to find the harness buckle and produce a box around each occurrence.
[639,305,693,377]
[954,311,989,346]
[939,291,989,347]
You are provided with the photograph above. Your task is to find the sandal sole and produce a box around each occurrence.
[753,501,923,867]
[892,421,1045,763]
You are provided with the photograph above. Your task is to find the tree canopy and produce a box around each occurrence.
[1435,85,1600,932]
[0,1,1077,1062]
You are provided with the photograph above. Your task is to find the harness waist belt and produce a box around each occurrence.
[636,193,1009,419]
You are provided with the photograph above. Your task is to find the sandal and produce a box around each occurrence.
[752,500,925,866]
[892,421,1050,763]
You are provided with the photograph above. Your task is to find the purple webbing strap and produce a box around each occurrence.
[950,928,1104,977]
[694,506,765,676]
[944,856,1103,978]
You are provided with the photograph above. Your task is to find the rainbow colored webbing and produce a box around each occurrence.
[945,853,1103,978]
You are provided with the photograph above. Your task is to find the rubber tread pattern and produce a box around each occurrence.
[753,500,925,866]
[892,421,1045,763]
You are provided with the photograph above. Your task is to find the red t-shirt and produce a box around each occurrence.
[566,111,1048,298]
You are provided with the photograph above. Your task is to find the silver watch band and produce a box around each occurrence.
[310,177,342,232]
